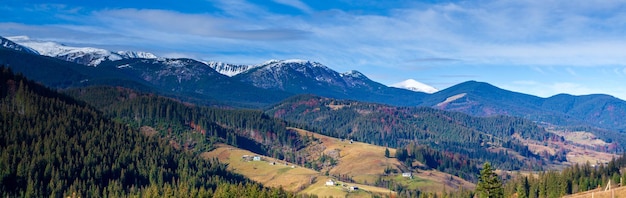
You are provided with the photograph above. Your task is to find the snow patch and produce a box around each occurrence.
[117,64,131,69]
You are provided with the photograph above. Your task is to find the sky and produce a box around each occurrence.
[1,0,626,100]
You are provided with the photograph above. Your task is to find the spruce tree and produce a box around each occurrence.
[385,148,390,158]
[476,162,504,198]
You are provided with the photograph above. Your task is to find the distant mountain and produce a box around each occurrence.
[6,36,157,66]
[422,81,626,131]
[233,59,427,106]
[390,79,438,93]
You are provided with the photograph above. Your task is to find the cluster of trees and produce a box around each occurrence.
[0,67,301,197]
[504,154,626,198]
[396,143,480,182]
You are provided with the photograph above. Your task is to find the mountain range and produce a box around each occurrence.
[1,35,626,134]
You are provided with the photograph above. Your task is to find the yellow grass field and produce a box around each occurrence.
[201,145,318,192]
[203,127,477,196]
[299,176,395,198]
[202,144,397,197]
[290,128,404,184]
[564,185,626,198]
[290,127,475,193]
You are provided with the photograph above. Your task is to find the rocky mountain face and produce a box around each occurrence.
[231,59,427,105]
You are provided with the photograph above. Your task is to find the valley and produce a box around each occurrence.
[3,33,626,198]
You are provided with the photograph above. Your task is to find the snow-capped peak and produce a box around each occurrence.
[117,51,158,59]
[390,79,439,93]
[282,59,310,64]
[6,36,159,66]
[259,59,327,69]
[6,36,122,66]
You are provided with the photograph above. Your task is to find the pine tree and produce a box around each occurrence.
[476,162,503,198]
[385,148,390,158]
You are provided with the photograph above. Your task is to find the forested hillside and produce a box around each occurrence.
[0,67,297,197]
[65,86,315,164]
[266,95,554,174]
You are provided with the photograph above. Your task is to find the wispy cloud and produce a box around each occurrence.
[566,68,578,76]
[272,0,313,13]
[408,57,461,63]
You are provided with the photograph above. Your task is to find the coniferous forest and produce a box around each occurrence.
[503,154,626,198]
[0,67,300,197]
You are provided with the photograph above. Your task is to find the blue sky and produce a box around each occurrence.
[1,0,626,100]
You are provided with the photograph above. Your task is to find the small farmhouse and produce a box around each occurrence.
[325,180,335,186]
[349,186,359,191]
[402,172,412,178]
[253,156,261,161]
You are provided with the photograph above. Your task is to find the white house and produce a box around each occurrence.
[402,172,412,178]
[349,186,359,191]
[325,180,335,186]
[253,156,261,161]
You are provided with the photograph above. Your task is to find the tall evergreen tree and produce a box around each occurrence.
[476,162,504,198]
[516,176,529,198]
[385,148,390,158]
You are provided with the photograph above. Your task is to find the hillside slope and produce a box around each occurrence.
[266,95,550,171]
[0,67,293,197]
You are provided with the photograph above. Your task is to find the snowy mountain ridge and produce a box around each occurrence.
[2,35,440,98]
[6,36,157,66]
